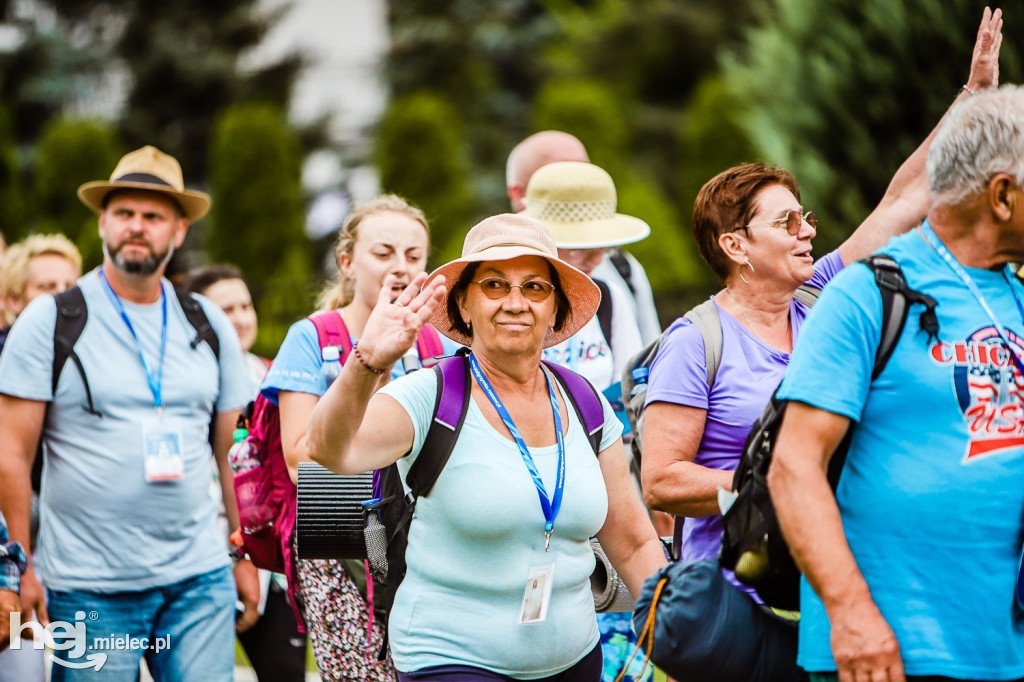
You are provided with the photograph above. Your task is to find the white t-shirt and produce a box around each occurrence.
[542,277,642,391]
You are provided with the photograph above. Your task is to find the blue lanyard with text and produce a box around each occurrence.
[98,268,169,414]
[469,353,565,551]
[920,220,1024,376]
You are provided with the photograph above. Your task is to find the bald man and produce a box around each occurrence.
[506,131,661,344]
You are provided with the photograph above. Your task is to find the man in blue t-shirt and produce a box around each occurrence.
[769,83,1024,680]
[0,147,252,681]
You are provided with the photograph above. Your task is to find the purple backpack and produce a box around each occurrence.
[233,310,444,631]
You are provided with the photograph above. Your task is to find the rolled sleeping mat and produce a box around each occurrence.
[590,538,635,613]
[295,462,373,561]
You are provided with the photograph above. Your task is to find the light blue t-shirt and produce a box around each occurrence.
[0,270,251,592]
[379,365,623,678]
[260,316,461,403]
[779,227,1024,678]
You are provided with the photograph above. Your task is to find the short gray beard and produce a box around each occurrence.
[103,240,175,277]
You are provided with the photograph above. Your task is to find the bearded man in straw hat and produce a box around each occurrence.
[507,131,662,344]
[0,146,252,681]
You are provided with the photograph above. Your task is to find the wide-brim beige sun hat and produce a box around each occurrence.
[425,213,601,348]
[78,145,211,222]
[519,161,650,249]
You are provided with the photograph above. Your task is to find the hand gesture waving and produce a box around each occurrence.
[966,7,1003,92]
[355,272,447,372]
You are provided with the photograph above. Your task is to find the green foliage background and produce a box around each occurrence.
[1,0,1023,346]
[207,103,314,356]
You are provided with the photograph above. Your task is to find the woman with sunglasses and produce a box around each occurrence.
[307,214,666,681]
[640,7,1002,589]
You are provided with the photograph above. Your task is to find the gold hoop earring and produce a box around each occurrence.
[739,259,755,284]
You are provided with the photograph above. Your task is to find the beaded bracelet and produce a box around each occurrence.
[353,342,386,374]
[962,84,977,96]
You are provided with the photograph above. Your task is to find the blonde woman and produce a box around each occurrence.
[0,233,82,334]
[260,195,458,680]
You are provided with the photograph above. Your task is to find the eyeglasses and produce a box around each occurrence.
[736,210,817,236]
[471,277,555,302]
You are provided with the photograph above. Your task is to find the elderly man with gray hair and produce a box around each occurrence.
[768,82,1024,682]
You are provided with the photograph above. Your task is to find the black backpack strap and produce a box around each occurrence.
[822,255,939,483]
[608,249,636,296]
[594,279,614,353]
[175,289,220,360]
[861,254,939,380]
[52,286,99,417]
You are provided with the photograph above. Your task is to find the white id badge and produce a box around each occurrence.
[518,562,555,624]
[143,419,185,482]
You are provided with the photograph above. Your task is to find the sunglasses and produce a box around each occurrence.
[736,210,817,236]
[471,277,555,302]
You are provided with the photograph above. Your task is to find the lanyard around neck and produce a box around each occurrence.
[919,221,1024,376]
[98,268,169,413]
[469,353,565,551]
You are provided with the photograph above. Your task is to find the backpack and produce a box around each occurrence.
[718,254,940,610]
[32,285,220,491]
[295,351,606,658]
[621,283,821,468]
[233,310,444,631]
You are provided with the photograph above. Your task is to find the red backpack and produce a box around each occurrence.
[231,310,445,630]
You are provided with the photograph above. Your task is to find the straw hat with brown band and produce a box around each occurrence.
[78,146,211,222]
[520,161,650,249]
[425,214,601,349]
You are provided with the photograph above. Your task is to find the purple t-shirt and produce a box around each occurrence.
[645,251,844,569]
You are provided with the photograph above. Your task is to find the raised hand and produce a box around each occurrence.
[357,272,447,371]
[967,7,1002,92]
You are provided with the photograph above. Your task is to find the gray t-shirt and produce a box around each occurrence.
[0,270,251,592]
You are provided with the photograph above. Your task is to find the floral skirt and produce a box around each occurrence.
[297,557,396,681]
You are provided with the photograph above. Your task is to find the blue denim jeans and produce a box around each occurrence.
[45,565,235,682]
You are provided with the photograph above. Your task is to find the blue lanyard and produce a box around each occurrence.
[98,268,168,413]
[469,353,565,551]
[920,221,1024,376]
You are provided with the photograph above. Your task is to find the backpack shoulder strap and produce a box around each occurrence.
[414,324,445,366]
[405,354,471,500]
[543,361,604,456]
[793,284,821,308]
[594,279,614,351]
[861,253,938,380]
[819,254,938,484]
[682,298,723,388]
[608,249,636,296]
[52,286,100,416]
[174,289,220,360]
[309,310,353,361]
